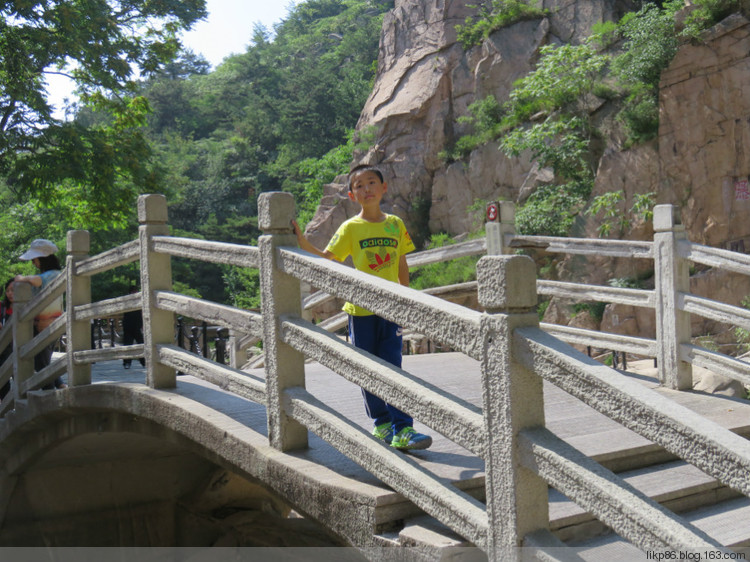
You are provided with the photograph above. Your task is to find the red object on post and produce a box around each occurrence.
[486,201,500,223]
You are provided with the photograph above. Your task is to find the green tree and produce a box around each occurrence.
[0,0,207,220]
[610,1,681,143]
[500,43,607,235]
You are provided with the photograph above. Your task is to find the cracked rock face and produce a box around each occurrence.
[299,4,750,397]
[306,5,750,317]
[305,0,639,246]
[659,14,750,249]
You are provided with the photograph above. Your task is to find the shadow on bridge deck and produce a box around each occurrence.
[1,352,749,549]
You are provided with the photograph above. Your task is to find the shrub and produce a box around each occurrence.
[516,180,592,236]
[610,2,681,143]
[505,43,609,125]
[409,233,481,290]
[682,0,742,37]
[456,0,547,49]
[611,3,680,87]
[501,117,593,181]
[587,190,655,237]
[449,95,505,159]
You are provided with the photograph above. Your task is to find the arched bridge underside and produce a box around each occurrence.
[0,355,491,549]
[2,354,750,551]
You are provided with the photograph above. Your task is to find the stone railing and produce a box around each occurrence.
[306,199,750,393]
[487,201,750,392]
[0,192,747,558]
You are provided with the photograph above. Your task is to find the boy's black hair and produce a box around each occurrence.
[348,164,384,191]
[36,254,61,272]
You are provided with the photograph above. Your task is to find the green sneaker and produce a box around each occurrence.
[390,427,432,451]
[372,422,394,444]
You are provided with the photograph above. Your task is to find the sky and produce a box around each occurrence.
[47,0,302,117]
[181,0,303,68]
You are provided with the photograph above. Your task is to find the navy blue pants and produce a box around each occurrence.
[348,314,412,433]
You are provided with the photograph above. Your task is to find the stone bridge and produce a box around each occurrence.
[0,194,749,559]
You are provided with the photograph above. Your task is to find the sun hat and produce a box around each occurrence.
[19,239,59,261]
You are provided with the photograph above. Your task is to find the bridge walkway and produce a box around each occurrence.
[87,351,750,551]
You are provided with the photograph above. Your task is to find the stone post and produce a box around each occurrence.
[138,194,175,389]
[12,282,33,399]
[653,204,692,389]
[486,201,516,256]
[477,255,548,559]
[258,192,307,451]
[66,230,92,386]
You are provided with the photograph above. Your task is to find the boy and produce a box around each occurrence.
[293,164,432,451]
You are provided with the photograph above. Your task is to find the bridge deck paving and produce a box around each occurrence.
[88,352,750,533]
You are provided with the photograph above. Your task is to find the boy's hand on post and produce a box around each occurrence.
[292,220,307,248]
[291,219,316,255]
[291,219,335,260]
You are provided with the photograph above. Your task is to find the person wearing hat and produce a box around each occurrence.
[14,239,66,389]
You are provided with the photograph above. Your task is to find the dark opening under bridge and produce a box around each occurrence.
[0,193,750,559]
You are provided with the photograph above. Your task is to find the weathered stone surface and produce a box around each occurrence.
[692,367,747,398]
[601,303,656,339]
[305,0,641,245]
[477,255,538,311]
[301,2,750,360]
[258,191,296,232]
[301,180,358,252]
[571,142,660,285]
[137,193,168,224]
[660,15,750,248]
[430,144,534,235]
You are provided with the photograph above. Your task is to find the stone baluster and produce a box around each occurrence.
[477,255,548,558]
[12,282,34,399]
[653,204,692,389]
[258,192,307,451]
[138,194,175,389]
[228,330,238,369]
[486,201,516,256]
[66,230,92,386]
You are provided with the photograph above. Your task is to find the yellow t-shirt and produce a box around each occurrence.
[326,214,415,316]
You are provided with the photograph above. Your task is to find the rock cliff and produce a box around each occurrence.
[303,1,750,342]
[305,0,643,247]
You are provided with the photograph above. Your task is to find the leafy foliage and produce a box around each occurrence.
[498,43,607,235]
[0,0,389,307]
[291,132,356,226]
[586,191,656,237]
[505,44,609,124]
[0,0,207,222]
[443,95,505,160]
[610,1,681,143]
[447,1,708,236]
[456,0,547,48]
[682,0,745,37]
[515,180,592,236]
[409,233,481,290]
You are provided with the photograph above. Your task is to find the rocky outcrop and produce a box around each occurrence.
[307,1,750,251]
[306,0,641,246]
[593,14,750,342]
[302,2,750,360]
[659,14,750,249]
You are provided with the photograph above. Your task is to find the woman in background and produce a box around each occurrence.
[15,239,66,389]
